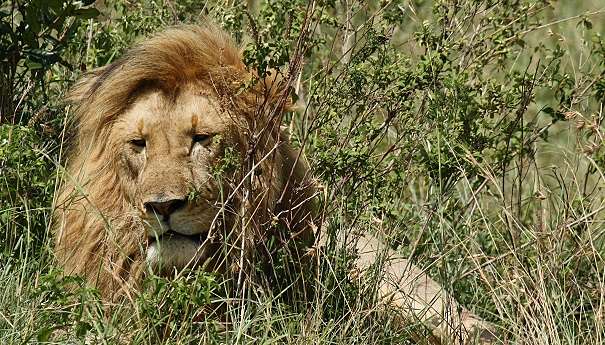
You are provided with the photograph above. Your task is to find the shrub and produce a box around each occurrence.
[1,0,605,344]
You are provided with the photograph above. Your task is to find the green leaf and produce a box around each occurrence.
[542,106,555,116]
[36,327,53,342]
[580,18,593,30]
[542,106,565,122]
[24,11,41,34]
[73,8,100,19]
[76,321,92,338]
[25,61,43,70]
[0,22,11,34]
[46,0,63,11]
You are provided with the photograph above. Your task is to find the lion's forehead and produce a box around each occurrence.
[119,87,227,135]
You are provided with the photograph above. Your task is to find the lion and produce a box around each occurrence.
[53,24,495,344]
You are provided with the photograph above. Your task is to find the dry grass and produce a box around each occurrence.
[1,1,605,344]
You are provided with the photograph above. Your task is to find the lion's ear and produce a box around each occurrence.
[67,72,100,105]
[256,72,297,123]
[67,64,114,105]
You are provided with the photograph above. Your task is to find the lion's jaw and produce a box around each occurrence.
[115,85,234,273]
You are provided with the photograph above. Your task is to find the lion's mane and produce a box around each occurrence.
[54,24,316,299]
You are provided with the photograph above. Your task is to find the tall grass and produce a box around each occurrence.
[1,0,605,344]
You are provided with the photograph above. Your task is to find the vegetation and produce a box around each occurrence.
[1,0,605,343]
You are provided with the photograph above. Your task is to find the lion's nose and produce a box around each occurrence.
[144,198,186,218]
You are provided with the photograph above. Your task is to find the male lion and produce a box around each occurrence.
[54,24,494,344]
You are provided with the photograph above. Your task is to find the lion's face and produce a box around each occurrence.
[114,84,235,273]
[55,25,317,298]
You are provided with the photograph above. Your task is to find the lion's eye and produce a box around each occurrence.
[192,133,212,146]
[129,138,146,148]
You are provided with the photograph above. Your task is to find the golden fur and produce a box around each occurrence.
[54,24,316,299]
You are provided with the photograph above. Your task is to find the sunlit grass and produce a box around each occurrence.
[2,1,605,344]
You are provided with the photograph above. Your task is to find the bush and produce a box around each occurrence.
[0,124,55,257]
[1,0,604,344]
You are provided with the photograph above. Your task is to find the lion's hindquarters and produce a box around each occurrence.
[354,235,495,344]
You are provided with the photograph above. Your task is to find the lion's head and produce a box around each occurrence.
[53,24,316,299]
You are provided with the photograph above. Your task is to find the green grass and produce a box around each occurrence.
[2,0,605,344]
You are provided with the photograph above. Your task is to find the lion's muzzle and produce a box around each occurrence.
[143,195,218,273]
[144,197,187,219]
[146,231,211,273]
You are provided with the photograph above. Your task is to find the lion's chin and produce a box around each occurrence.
[146,232,210,274]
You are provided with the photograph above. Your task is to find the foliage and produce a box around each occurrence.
[0,124,55,258]
[1,0,605,344]
[133,271,221,342]
[29,271,101,343]
[0,0,99,123]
